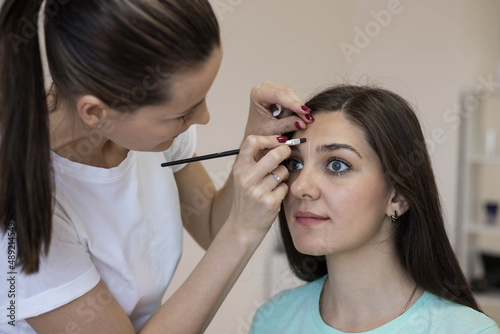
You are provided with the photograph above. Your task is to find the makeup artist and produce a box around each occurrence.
[0,1,313,333]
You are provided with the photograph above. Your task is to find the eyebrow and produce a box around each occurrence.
[291,142,362,159]
[318,143,362,158]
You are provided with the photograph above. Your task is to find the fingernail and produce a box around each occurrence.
[305,114,314,122]
[277,136,288,143]
[295,122,304,130]
[301,105,312,112]
[274,133,281,136]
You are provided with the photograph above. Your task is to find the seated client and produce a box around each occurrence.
[250,85,500,334]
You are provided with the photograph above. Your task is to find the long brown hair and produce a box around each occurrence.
[0,0,220,274]
[279,85,482,312]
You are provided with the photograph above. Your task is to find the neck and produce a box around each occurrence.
[49,100,129,168]
[321,241,421,332]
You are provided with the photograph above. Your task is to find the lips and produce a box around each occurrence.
[295,210,329,226]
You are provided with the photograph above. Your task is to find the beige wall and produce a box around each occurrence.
[5,0,497,330]
[164,1,500,333]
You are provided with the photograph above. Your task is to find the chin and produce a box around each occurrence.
[137,140,174,152]
[155,141,175,152]
[292,235,329,257]
[130,143,174,153]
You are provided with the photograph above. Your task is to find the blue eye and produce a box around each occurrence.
[284,158,303,171]
[327,159,349,173]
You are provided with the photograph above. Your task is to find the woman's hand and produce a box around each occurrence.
[245,81,314,138]
[228,135,291,238]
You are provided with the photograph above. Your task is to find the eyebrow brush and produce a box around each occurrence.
[161,138,306,167]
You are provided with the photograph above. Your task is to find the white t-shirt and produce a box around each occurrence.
[0,126,197,333]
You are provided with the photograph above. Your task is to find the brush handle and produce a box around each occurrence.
[161,149,241,167]
[160,138,305,167]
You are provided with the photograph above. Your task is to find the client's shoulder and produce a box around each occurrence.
[418,291,500,333]
[256,276,325,317]
[249,276,326,334]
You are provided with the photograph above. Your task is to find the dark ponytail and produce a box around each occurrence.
[0,0,53,274]
[0,0,220,275]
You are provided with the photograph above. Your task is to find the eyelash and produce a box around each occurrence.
[284,156,352,176]
[179,109,194,122]
[180,96,207,122]
[325,157,351,176]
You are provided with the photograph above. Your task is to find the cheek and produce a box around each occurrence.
[331,175,389,224]
[283,193,297,223]
[136,120,183,142]
[104,120,180,151]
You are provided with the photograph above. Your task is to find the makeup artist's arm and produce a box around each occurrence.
[27,136,290,334]
[175,159,229,249]
[142,135,290,334]
[176,83,312,249]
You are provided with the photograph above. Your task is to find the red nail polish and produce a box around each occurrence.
[301,105,312,112]
[277,136,288,143]
[305,114,314,122]
[295,122,303,130]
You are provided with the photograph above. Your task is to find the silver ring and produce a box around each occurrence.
[269,172,280,185]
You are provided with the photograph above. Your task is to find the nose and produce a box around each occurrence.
[288,165,321,200]
[192,101,210,126]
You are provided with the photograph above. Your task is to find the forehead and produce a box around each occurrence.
[168,48,223,111]
[290,111,384,165]
[292,112,365,147]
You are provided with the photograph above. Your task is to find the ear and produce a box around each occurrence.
[76,95,109,129]
[386,188,409,218]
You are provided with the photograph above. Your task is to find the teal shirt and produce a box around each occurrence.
[250,276,500,334]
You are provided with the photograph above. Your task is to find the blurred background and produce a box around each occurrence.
[163,0,500,332]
